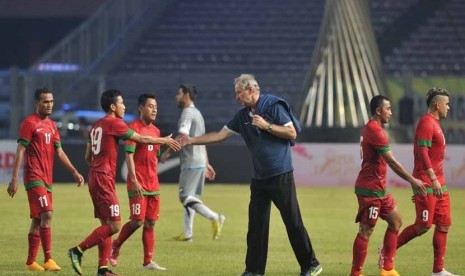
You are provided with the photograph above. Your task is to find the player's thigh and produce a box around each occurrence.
[355,195,383,227]
[179,169,205,197]
[27,185,53,219]
[413,194,436,227]
[145,195,160,221]
[379,193,398,221]
[433,193,451,226]
[89,173,121,221]
[128,196,147,220]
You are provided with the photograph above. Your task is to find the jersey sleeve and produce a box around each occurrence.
[178,109,193,135]
[268,104,292,126]
[370,127,391,154]
[18,119,35,147]
[113,119,134,141]
[225,112,242,134]
[124,121,137,152]
[416,119,434,169]
[416,119,434,148]
[53,122,62,149]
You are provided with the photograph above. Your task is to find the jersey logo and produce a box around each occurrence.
[36,128,43,132]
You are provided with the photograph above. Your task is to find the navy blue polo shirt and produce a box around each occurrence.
[225,103,293,180]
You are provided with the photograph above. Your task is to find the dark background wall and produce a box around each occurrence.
[0,0,105,68]
[54,143,253,184]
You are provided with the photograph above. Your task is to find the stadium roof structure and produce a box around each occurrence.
[299,0,388,128]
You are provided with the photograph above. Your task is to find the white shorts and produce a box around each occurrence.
[179,168,205,197]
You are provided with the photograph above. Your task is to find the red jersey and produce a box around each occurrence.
[355,120,391,196]
[89,116,134,178]
[124,119,161,193]
[412,114,446,186]
[19,113,60,189]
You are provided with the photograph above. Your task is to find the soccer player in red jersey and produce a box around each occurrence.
[396,88,458,276]
[108,93,166,271]
[7,87,85,272]
[350,95,425,276]
[68,90,181,276]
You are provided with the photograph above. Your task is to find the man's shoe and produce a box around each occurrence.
[142,261,166,270]
[68,247,83,275]
[380,268,400,276]
[432,269,460,276]
[301,264,323,276]
[173,233,193,242]
[240,272,264,276]
[109,242,120,267]
[97,267,121,276]
[378,246,384,269]
[25,262,45,271]
[44,258,61,271]
[212,214,226,240]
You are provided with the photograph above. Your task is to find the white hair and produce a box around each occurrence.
[234,74,260,91]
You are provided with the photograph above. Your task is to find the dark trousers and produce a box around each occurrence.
[245,171,319,274]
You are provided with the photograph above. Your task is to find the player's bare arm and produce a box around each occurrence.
[426,167,442,198]
[56,147,85,187]
[159,133,186,162]
[381,151,426,196]
[205,150,216,181]
[7,144,26,198]
[125,152,144,199]
[180,127,233,147]
[419,146,443,198]
[130,132,181,152]
[251,114,297,140]
[85,142,92,166]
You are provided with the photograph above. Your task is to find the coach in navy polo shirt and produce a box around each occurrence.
[179,74,322,276]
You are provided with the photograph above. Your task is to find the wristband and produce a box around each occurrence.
[267,123,273,132]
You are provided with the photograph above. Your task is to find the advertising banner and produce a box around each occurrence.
[0,140,21,183]
[292,143,465,187]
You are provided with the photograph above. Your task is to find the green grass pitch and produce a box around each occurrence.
[1,184,464,275]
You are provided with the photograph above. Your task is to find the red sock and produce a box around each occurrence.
[382,228,398,270]
[397,224,419,249]
[351,234,369,276]
[433,229,447,273]
[26,233,41,265]
[98,236,112,267]
[113,222,137,248]
[143,227,155,266]
[78,225,113,251]
[39,226,52,262]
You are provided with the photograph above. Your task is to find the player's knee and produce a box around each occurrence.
[358,224,374,239]
[40,211,53,227]
[415,224,430,235]
[436,225,449,233]
[389,219,402,232]
[109,221,122,234]
[130,219,144,229]
[182,195,202,208]
[144,220,156,229]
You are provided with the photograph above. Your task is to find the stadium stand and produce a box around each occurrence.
[380,0,465,75]
[108,0,325,134]
[2,0,465,140]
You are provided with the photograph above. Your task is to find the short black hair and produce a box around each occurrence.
[34,87,53,101]
[100,89,122,112]
[179,84,197,101]
[370,95,390,115]
[426,87,449,107]
[138,93,157,106]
